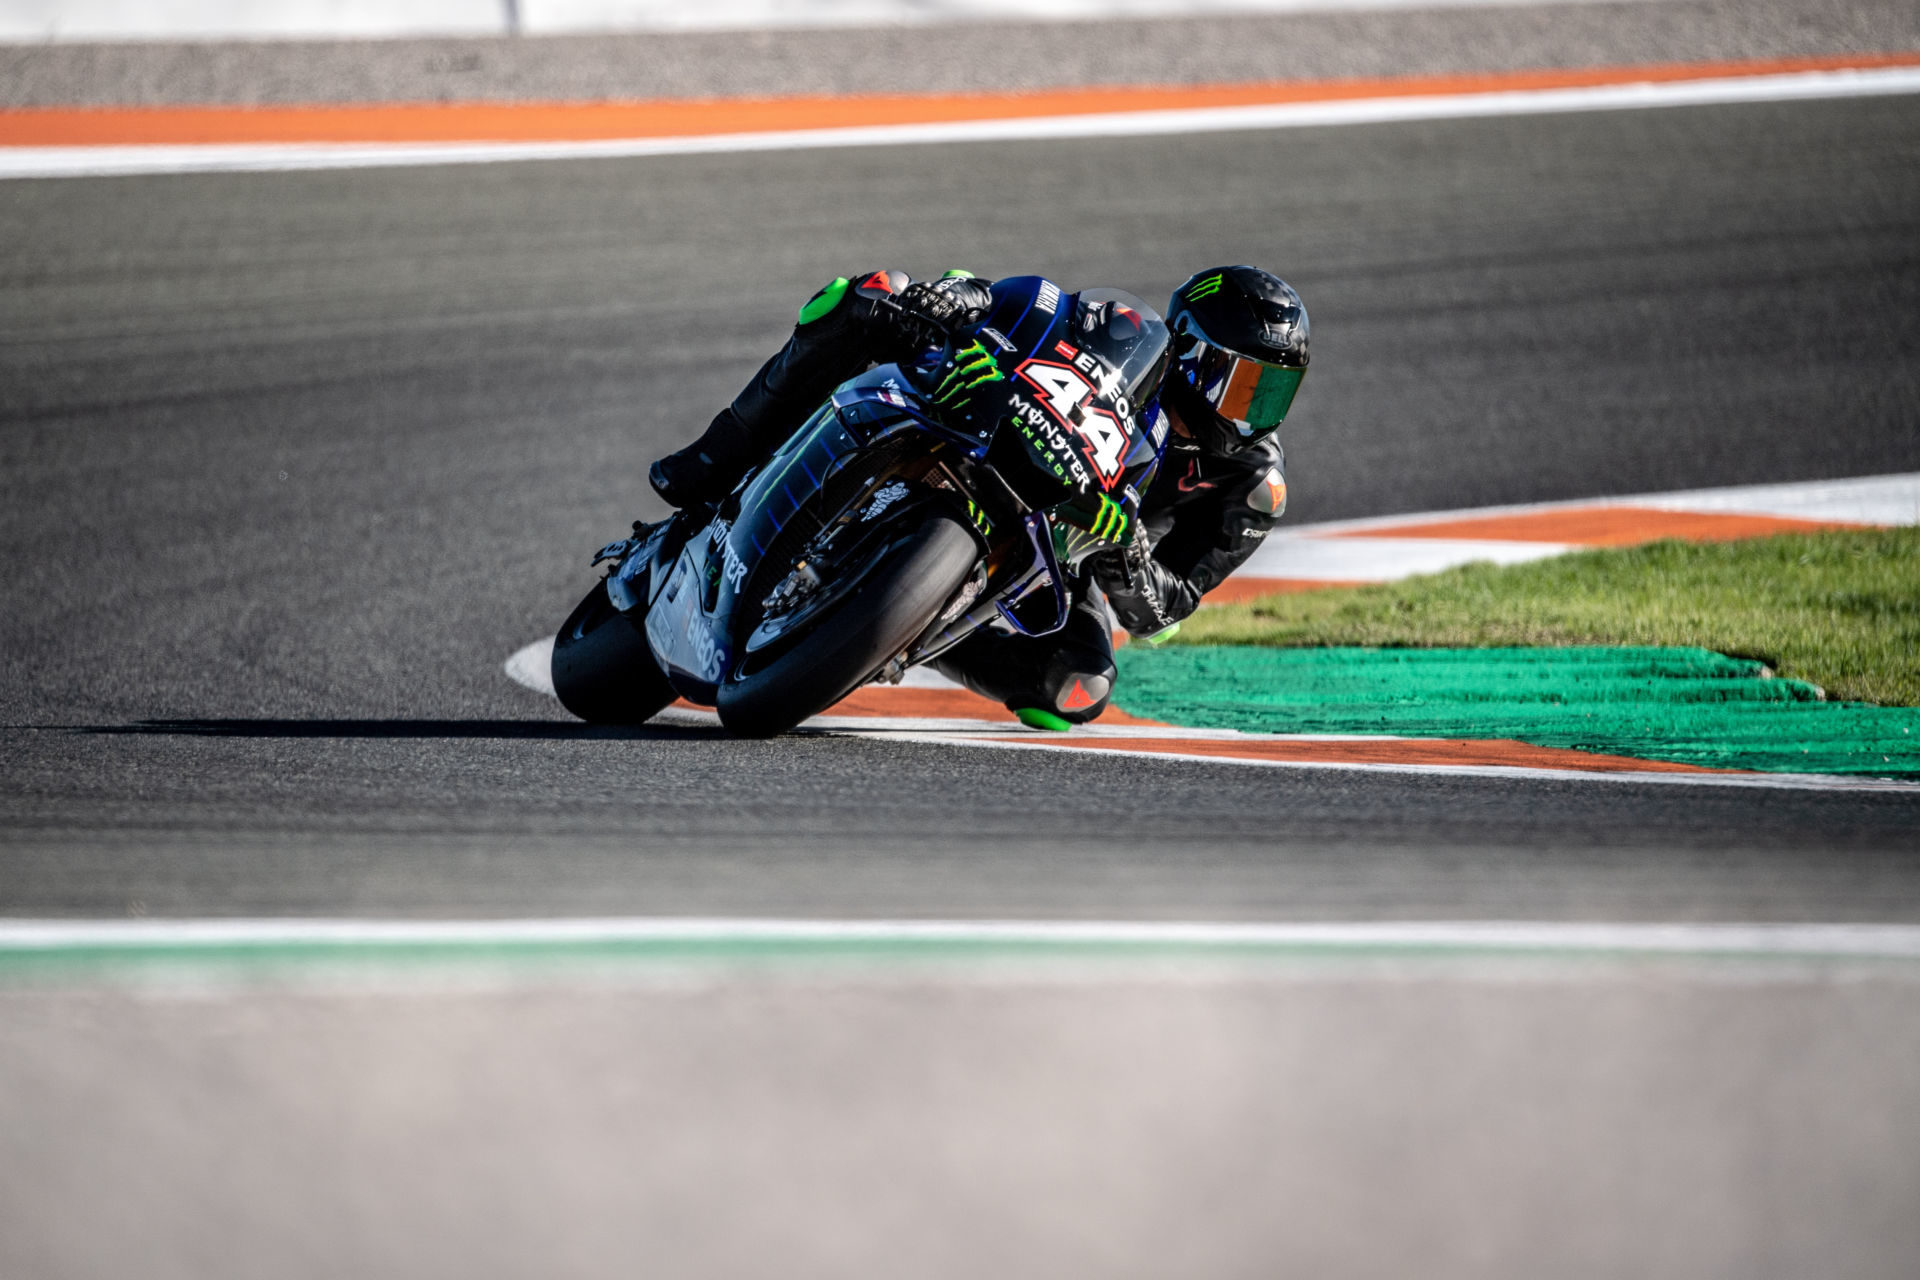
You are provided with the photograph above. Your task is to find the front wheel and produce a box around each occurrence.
[551,581,677,724]
[716,512,978,737]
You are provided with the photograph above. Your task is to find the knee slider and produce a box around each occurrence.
[1044,654,1115,724]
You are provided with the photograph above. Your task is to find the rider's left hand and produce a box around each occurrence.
[1089,518,1153,597]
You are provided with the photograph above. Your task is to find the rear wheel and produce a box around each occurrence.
[716,512,978,737]
[551,582,677,724]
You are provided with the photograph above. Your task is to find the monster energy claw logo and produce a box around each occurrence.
[933,339,1005,410]
[1090,494,1128,541]
[1187,273,1225,301]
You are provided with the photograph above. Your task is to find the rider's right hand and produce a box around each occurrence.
[898,276,993,331]
[867,275,993,354]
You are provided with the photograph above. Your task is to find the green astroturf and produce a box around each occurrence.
[1111,646,1920,776]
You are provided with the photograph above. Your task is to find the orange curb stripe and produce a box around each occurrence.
[974,733,1727,774]
[1336,505,1870,545]
[828,685,1165,725]
[673,686,1165,726]
[4,53,1917,147]
[825,686,1016,720]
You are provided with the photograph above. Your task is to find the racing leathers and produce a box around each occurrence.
[648,269,1289,725]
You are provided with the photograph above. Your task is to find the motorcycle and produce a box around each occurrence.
[549,276,1171,737]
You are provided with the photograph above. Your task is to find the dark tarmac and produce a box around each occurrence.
[3,85,1920,1278]
[3,93,1918,919]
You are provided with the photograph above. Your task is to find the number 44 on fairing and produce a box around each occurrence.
[1017,358,1130,482]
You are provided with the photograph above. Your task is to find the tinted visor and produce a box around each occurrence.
[1191,342,1305,440]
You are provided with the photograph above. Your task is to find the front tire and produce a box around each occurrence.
[551,582,677,724]
[716,512,978,737]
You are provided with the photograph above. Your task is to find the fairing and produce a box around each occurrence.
[967,277,1171,507]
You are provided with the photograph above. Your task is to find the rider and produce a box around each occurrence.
[646,265,1310,728]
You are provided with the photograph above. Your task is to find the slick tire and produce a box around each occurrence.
[551,581,677,725]
[717,512,977,738]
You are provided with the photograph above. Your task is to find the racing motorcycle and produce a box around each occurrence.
[549,276,1171,737]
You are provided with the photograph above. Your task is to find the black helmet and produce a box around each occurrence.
[1162,266,1309,456]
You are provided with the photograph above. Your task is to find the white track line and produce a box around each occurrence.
[505,635,557,696]
[1271,471,1920,539]
[871,732,1920,792]
[1237,535,1570,580]
[5,66,1918,180]
[522,0,1684,35]
[3,917,1918,959]
[1234,470,1920,579]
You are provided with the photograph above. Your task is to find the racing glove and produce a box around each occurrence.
[1090,527,1194,641]
[866,274,994,355]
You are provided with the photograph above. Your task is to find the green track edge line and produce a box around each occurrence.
[5,937,1920,985]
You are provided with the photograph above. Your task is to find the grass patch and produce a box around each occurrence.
[1179,528,1920,706]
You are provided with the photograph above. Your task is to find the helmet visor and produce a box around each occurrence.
[1192,343,1305,440]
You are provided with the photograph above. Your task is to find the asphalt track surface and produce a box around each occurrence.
[4,93,1920,921]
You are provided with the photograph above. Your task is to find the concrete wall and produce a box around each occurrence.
[0,0,1652,45]
[2,1,510,41]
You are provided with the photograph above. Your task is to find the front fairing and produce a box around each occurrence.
[954,277,1170,511]
[645,367,1009,701]
[646,400,855,700]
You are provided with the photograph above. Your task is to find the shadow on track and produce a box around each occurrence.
[61,719,716,741]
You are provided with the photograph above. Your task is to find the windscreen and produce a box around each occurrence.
[1071,288,1171,410]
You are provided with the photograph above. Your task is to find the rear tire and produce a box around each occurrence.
[717,513,978,737]
[551,582,677,724]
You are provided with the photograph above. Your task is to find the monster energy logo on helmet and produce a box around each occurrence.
[1185,273,1226,301]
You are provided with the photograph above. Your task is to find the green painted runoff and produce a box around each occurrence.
[1113,646,1920,775]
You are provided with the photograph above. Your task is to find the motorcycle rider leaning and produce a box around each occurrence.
[647,265,1310,729]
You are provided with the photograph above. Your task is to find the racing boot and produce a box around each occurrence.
[935,588,1117,729]
[1011,662,1115,731]
[649,406,757,509]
